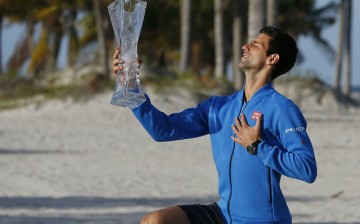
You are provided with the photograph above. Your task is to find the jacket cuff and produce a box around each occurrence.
[132,94,151,112]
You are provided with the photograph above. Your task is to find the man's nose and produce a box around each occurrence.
[242,44,249,51]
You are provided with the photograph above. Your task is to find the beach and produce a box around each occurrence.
[0,87,359,224]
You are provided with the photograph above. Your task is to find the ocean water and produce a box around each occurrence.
[351,86,360,103]
[352,85,360,92]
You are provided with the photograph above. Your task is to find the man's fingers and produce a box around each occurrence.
[231,114,262,147]
[240,114,248,126]
[113,59,119,66]
[255,114,262,130]
[112,65,120,73]
[112,64,124,77]
[112,48,119,60]
[231,136,239,143]
[231,124,239,134]
[113,65,123,72]
[234,117,242,127]
[113,58,124,66]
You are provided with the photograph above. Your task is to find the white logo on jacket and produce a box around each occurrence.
[285,126,305,134]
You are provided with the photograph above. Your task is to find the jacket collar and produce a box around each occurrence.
[238,82,274,102]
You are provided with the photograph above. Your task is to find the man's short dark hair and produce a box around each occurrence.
[259,26,298,80]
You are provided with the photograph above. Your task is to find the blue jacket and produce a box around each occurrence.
[132,83,317,224]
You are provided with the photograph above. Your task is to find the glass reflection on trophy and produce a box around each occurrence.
[108,0,147,109]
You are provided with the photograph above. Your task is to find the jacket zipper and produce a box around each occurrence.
[227,100,246,223]
[227,142,236,224]
[268,167,273,203]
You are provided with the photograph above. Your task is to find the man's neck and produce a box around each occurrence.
[244,71,271,102]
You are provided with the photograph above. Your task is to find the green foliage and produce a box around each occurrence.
[0,0,48,21]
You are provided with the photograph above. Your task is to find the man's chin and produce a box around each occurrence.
[238,63,246,69]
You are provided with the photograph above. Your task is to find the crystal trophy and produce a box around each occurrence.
[108,0,147,109]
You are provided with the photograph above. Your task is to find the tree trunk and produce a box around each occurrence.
[0,15,3,74]
[28,27,49,76]
[267,0,278,27]
[343,0,352,96]
[93,0,109,78]
[333,0,345,92]
[179,0,191,73]
[232,0,245,89]
[68,3,79,67]
[214,0,224,79]
[49,21,63,72]
[0,15,2,73]
[7,20,33,74]
[247,0,266,41]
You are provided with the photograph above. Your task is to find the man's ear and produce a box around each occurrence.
[267,53,279,65]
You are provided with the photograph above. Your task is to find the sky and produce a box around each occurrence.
[1,0,359,87]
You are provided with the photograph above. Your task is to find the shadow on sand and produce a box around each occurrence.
[0,196,216,224]
[0,196,357,224]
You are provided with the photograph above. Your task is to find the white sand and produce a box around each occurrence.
[0,87,359,224]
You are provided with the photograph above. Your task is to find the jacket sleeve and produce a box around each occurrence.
[256,105,317,183]
[131,95,211,142]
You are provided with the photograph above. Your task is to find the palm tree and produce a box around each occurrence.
[267,0,278,26]
[1,0,41,75]
[214,0,225,79]
[28,1,66,75]
[0,15,3,73]
[343,0,352,96]
[3,0,88,76]
[333,0,345,93]
[247,0,266,41]
[92,0,109,78]
[333,0,352,97]
[179,0,191,73]
[278,0,338,63]
[67,1,80,67]
[232,0,246,89]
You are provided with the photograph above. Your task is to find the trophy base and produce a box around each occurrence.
[110,77,146,109]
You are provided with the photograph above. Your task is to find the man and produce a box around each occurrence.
[112,26,317,224]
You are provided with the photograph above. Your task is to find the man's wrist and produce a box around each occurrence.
[246,137,263,155]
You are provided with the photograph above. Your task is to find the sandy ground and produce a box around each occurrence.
[0,87,359,224]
